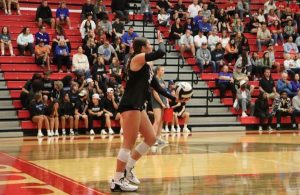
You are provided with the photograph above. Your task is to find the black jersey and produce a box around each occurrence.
[88,102,103,113]
[29,100,46,118]
[59,101,75,116]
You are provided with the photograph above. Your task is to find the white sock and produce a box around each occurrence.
[126,157,136,169]
[171,125,174,129]
[114,172,124,181]
[177,125,180,129]
[184,124,187,128]
[38,129,42,134]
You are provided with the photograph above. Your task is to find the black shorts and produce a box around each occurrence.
[38,18,53,24]
[118,105,145,113]
[36,56,45,65]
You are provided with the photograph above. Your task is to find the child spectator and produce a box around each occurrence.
[0,26,14,56]
[36,0,55,29]
[74,89,89,135]
[17,27,34,56]
[56,1,72,29]
[35,40,50,70]
[88,93,107,135]
[59,93,75,136]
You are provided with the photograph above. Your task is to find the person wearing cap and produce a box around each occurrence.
[233,64,255,93]
[74,89,89,135]
[234,80,254,117]
[256,22,274,52]
[86,78,102,100]
[179,29,196,57]
[102,88,122,135]
[35,0,55,29]
[196,41,217,73]
[35,40,51,70]
[59,92,75,136]
[88,93,107,135]
[80,13,96,39]
[194,29,207,49]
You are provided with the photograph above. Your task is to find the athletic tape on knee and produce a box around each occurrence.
[117,148,131,163]
[135,142,150,156]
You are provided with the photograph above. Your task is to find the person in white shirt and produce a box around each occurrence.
[180,29,195,57]
[219,30,230,49]
[157,8,170,26]
[187,0,202,18]
[80,13,96,39]
[208,28,220,51]
[284,53,298,78]
[194,30,207,49]
[72,46,90,78]
[296,54,300,68]
[264,0,276,15]
[17,27,35,56]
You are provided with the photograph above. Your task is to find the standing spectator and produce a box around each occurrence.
[158,8,170,27]
[224,39,239,64]
[72,46,90,78]
[254,92,273,132]
[236,0,249,20]
[234,80,254,117]
[179,29,195,57]
[194,30,207,49]
[35,41,50,70]
[121,26,139,47]
[208,28,220,51]
[81,0,95,21]
[173,0,187,20]
[169,18,184,43]
[56,1,72,29]
[112,17,125,39]
[111,0,130,23]
[272,91,296,130]
[80,13,96,39]
[283,36,299,55]
[35,26,50,46]
[17,27,34,56]
[59,93,74,136]
[98,40,118,64]
[277,72,294,96]
[74,89,89,135]
[284,54,298,78]
[196,42,217,73]
[94,0,107,21]
[88,93,107,135]
[187,0,201,18]
[0,26,14,56]
[55,39,71,73]
[259,68,278,99]
[140,0,152,25]
[211,42,225,69]
[217,65,236,101]
[256,23,274,52]
[291,73,300,94]
[270,20,284,46]
[36,0,55,29]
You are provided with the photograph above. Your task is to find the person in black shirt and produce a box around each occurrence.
[111,0,130,23]
[169,18,184,43]
[254,92,273,132]
[36,0,55,29]
[92,56,107,80]
[88,93,107,135]
[59,93,75,136]
[86,78,102,100]
[81,0,95,21]
[51,81,64,102]
[20,73,43,108]
[69,82,79,105]
[156,0,173,15]
[45,100,60,136]
[173,0,187,20]
[259,68,278,100]
[112,17,125,38]
[42,71,53,99]
[29,92,50,137]
[74,89,89,135]
[211,42,225,68]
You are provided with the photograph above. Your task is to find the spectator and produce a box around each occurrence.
[233,64,253,91]
[275,0,287,17]
[83,38,98,65]
[270,20,284,46]
[72,46,90,78]
[202,3,211,18]
[74,89,89,135]
[198,16,212,36]
[112,17,125,39]
[225,0,236,16]
[94,0,107,21]
[283,36,299,55]
[232,19,244,33]
[169,18,184,43]
[277,72,294,96]
[283,20,298,40]
[251,52,263,78]
[267,9,280,26]
[88,93,107,135]
[109,57,122,84]
[20,73,43,108]
[35,26,50,46]
[81,0,95,21]
[235,50,252,77]
[224,38,239,64]
[193,10,203,30]
[247,14,261,34]
[140,0,152,25]
[51,81,63,102]
[296,36,300,52]
[256,23,274,52]
[61,75,73,93]
[156,0,173,15]
[158,8,170,27]
[59,92,74,136]
[217,9,230,32]
[259,68,278,99]
[272,91,296,130]
[179,29,195,57]
[80,13,96,39]
[92,55,107,81]
[254,92,273,132]
[211,42,225,69]
[112,37,126,62]
[208,0,218,14]
[234,80,254,117]
[183,17,194,33]
[69,82,79,104]
[41,71,53,99]
[284,54,298,78]
[220,30,230,49]
[194,30,207,49]
[263,0,276,16]
[83,30,96,46]
[56,1,72,29]
[29,92,50,137]
[238,37,250,55]
[35,41,50,70]
[217,65,236,101]
[86,77,101,99]
[17,27,34,56]
[236,0,249,20]
[98,14,112,38]
[0,26,14,56]
[111,0,130,23]
[98,40,118,64]
[257,8,266,23]
[281,8,294,27]
[121,26,139,47]
[208,28,220,51]
[291,73,300,94]
[296,53,300,68]
[261,51,273,71]
[292,90,300,122]
[187,0,201,18]
[266,44,281,72]
[196,42,217,73]
[171,100,190,133]
[173,0,187,20]
[55,39,71,73]
[52,25,71,56]
[36,0,55,29]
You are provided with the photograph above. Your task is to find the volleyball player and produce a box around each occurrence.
[110,32,189,192]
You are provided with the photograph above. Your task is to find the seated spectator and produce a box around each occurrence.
[92,55,107,81]
[0,26,14,56]
[259,68,278,99]
[111,0,130,23]
[121,26,139,49]
[232,19,244,34]
[52,25,71,56]
[98,14,112,38]
[267,9,279,26]
[83,30,96,46]
[98,40,118,64]
[183,17,195,33]
[291,73,300,94]
[217,9,231,32]
[198,16,212,36]
[292,90,300,123]
[140,0,152,24]
[102,88,123,135]
[17,27,34,56]
[51,80,63,102]
[224,39,239,64]
[270,20,284,46]
[209,14,218,28]
[284,54,298,78]
[169,18,184,43]
[296,53,300,68]
[88,93,107,135]
[236,0,249,20]
[56,1,72,29]
[72,46,90,78]
[257,8,266,23]
[237,36,250,55]
[256,23,274,52]
[202,3,211,19]
[275,0,287,17]
[173,0,187,20]
[109,57,122,84]
[41,71,53,99]
[254,92,273,132]
[196,42,216,73]
[261,51,273,70]
[193,10,203,31]
[69,82,79,104]
[158,8,170,27]
[74,89,89,135]
[233,65,254,92]
[283,20,298,40]
[112,37,126,63]
[20,73,43,108]
[263,0,276,16]
[171,100,190,133]
[80,13,96,40]
[61,75,73,93]
[266,44,281,72]
[81,0,95,21]
[281,8,295,27]
[94,0,107,21]
[59,92,74,136]
[208,28,220,51]
[112,17,125,39]
[179,29,195,57]
[225,0,236,16]
[283,36,299,55]
[272,91,296,130]
[247,13,261,34]
[220,30,230,49]
[296,36,300,52]
[217,65,236,101]
[235,50,252,77]
[35,40,50,70]
[194,30,207,49]
[55,39,71,73]
[211,42,225,69]
[35,26,50,46]
[156,0,173,14]
[187,0,201,18]
[29,92,50,137]
[277,72,294,97]
[251,52,263,78]
[36,0,55,29]
[234,80,254,117]
[86,78,102,99]
[83,38,98,65]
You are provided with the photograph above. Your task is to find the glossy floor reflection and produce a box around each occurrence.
[1,131,300,194]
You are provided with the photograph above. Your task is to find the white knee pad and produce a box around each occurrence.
[135,142,150,156]
[117,148,131,163]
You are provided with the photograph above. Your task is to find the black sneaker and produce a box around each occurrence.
[110,177,138,192]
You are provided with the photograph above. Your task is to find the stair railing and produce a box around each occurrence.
[176,55,185,80]
[204,88,214,116]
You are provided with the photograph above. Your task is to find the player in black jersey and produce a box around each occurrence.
[110,32,189,192]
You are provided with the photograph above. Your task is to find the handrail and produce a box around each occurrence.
[204,88,214,116]
[152,27,157,48]
[176,55,184,80]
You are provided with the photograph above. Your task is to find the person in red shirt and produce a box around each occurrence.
[290,0,300,13]
[269,20,284,46]
[226,0,236,16]
[275,0,287,12]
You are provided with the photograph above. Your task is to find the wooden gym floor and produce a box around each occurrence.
[0,131,300,194]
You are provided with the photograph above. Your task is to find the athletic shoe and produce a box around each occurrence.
[37,132,44,137]
[62,130,66,136]
[110,178,138,192]
[47,130,53,137]
[258,126,263,131]
[90,129,95,135]
[74,130,79,136]
[156,138,169,145]
[54,130,59,136]
[182,127,190,133]
[125,167,141,185]
[176,127,181,133]
[109,128,115,135]
[101,129,108,135]
[268,127,273,133]
[120,128,123,134]
[164,126,169,133]
[171,127,176,133]
[69,130,74,136]
[241,112,248,117]
[161,128,166,133]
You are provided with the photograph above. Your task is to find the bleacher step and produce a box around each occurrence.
[192,126,245,132]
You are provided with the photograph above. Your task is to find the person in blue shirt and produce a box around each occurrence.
[198,16,212,36]
[55,40,71,73]
[217,65,236,101]
[193,10,203,29]
[35,26,50,46]
[121,26,139,50]
[56,1,73,29]
[277,72,294,97]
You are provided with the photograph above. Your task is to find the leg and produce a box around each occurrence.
[7,0,11,14]
[37,18,43,27]
[152,108,163,137]
[273,33,278,45]
[32,115,44,132]
[18,44,25,56]
[256,39,262,52]
[27,43,34,55]
[217,82,227,99]
[8,42,14,56]
[61,116,66,130]
[56,55,63,71]
[43,115,50,131]
[82,114,88,130]
[69,116,74,130]
[180,45,185,57]
[66,17,72,29]
[88,114,94,130]
[0,42,4,55]
[276,111,282,128]
[74,114,79,130]
[50,18,55,29]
